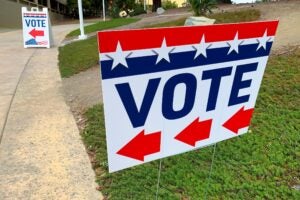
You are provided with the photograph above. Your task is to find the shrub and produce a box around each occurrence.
[188,0,217,16]
[129,3,147,16]
[109,6,121,18]
[162,0,178,9]
[110,0,136,18]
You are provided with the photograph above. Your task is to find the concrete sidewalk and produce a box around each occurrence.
[0,25,102,199]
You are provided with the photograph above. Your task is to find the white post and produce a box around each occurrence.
[77,0,87,40]
[144,0,146,11]
[102,0,106,21]
[47,0,51,9]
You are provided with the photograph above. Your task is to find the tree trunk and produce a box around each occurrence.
[152,0,162,12]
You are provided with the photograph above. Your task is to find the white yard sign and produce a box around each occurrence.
[22,7,52,48]
[97,21,278,172]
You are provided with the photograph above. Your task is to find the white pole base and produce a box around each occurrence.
[78,35,88,40]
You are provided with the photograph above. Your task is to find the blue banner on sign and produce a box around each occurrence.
[100,43,272,80]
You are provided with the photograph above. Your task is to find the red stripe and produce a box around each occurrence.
[24,13,46,15]
[98,20,278,53]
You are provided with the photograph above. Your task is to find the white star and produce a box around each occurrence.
[154,38,173,64]
[227,32,243,55]
[110,41,129,70]
[256,29,270,51]
[193,35,210,59]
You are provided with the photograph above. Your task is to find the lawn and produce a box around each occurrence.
[76,7,299,199]
[83,48,300,199]
[58,9,260,78]
[58,18,139,78]
[66,18,140,37]
[212,9,260,24]
[144,9,260,28]
[59,37,98,78]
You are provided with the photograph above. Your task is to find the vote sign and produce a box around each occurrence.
[22,7,52,48]
[97,21,278,172]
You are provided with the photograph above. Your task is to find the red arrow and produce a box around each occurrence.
[117,130,161,161]
[174,118,212,147]
[223,106,254,134]
[29,28,44,38]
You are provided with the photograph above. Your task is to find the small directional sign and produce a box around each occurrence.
[22,7,52,48]
[97,21,278,172]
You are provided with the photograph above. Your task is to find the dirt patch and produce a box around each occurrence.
[62,66,102,129]
[256,1,300,51]
[62,1,300,120]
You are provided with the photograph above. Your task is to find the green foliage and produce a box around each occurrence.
[82,48,300,199]
[217,0,232,3]
[125,3,147,17]
[113,0,136,9]
[110,0,136,18]
[188,0,217,16]
[67,0,105,17]
[131,3,147,16]
[109,5,121,18]
[59,18,140,77]
[162,0,178,10]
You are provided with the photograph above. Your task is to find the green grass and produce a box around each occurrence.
[59,18,140,78]
[211,9,260,24]
[59,37,98,78]
[83,49,300,199]
[144,9,260,28]
[66,18,140,37]
[144,18,187,28]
